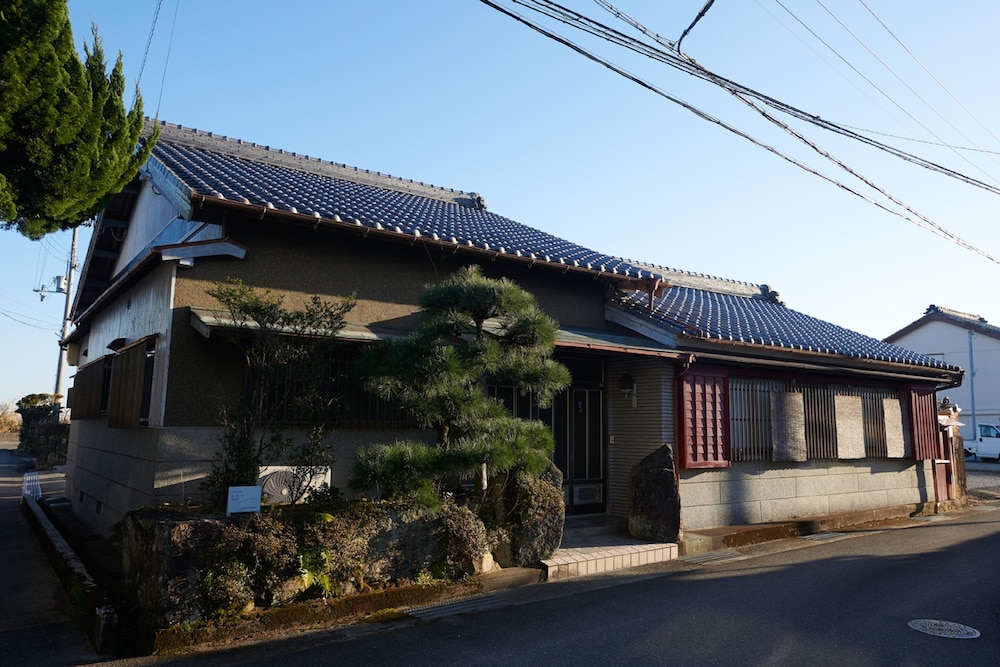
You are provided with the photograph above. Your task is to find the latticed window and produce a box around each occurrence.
[908,385,941,460]
[679,368,915,468]
[260,351,416,429]
[678,368,730,468]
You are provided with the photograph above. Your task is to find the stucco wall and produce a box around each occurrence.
[165,220,608,426]
[679,459,932,530]
[173,220,607,330]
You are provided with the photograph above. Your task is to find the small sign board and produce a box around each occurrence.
[226,485,262,517]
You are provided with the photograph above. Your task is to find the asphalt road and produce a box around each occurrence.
[0,444,96,667]
[102,498,1000,667]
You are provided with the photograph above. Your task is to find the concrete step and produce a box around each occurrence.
[561,514,628,540]
[541,541,678,581]
[543,515,678,581]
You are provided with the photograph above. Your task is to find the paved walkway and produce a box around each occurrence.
[0,441,96,666]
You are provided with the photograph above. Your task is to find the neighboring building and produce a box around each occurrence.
[886,304,1000,444]
[63,120,964,537]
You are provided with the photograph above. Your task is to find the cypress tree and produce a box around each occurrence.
[0,0,156,239]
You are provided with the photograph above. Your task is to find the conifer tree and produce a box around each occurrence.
[354,265,572,498]
[0,1,156,239]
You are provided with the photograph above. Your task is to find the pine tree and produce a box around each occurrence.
[0,0,156,239]
[354,265,572,498]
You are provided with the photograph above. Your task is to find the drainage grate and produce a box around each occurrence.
[406,594,502,620]
[800,531,846,542]
[907,619,980,639]
[681,550,746,565]
[969,505,1000,512]
[913,515,950,522]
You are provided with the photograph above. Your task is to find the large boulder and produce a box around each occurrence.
[506,468,564,566]
[628,445,680,542]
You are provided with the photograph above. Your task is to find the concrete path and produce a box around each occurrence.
[0,442,96,666]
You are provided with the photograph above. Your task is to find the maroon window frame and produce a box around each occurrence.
[909,384,941,460]
[678,367,730,468]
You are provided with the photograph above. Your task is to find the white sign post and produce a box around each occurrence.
[226,485,262,517]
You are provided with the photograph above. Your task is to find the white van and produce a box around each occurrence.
[965,423,1000,460]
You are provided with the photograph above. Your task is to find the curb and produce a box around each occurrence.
[21,494,117,654]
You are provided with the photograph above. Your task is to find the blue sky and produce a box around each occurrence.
[2,0,999,403]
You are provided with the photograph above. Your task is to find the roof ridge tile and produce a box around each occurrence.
[144,118,483,208]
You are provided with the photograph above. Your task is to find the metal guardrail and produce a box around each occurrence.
[22,470,42,498]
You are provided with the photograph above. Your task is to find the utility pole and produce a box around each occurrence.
[53,226,79,402]
[968,330,977,443]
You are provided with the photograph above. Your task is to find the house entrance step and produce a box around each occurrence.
[543,515,678,581]
[541,541,678,581]
[561,514,628,540]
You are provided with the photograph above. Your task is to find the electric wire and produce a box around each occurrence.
[859,0,1000,147]
[155,1,180,118]
[752,0,904,129]
[675,0,716,53]
[483,0,1000,265]
[135,0,163,88]
[813,0,1000,184]
[594,0,997,261]
[527,0,1000,199]
[831,123,1000,155]
[0,308,59,331]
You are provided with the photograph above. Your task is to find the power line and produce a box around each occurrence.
[135,0,163,87]
[676,0,716,53]
[0,308,59,331]
[155,1,180,118]
[480,0,1000,265]
[858,0,1000,147]
[516,0,1000,199]
[813,0,1000,185]
[594,0,998,262]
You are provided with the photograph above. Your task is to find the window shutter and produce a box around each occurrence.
[108,336,156,429]
[678,368,730,468]
[69,356,110,420]
[909,385,939,460]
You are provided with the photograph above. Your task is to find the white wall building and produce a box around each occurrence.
[886,305,999,443]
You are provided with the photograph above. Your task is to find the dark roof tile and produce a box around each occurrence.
[614,288,957,370]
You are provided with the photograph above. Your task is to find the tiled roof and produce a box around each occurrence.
[613,288,956,370]
[142,121,957,373]
[147,121,646,278]
[885,304,1000,343]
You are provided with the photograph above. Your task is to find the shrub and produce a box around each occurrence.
[0,402,20,434]
[199,514,299,616]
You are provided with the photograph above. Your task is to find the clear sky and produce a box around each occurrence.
[2,1,999,404]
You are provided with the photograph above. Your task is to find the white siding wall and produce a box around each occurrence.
[74,262,175,427]
[112,181,185,276]
[679,459,932,529]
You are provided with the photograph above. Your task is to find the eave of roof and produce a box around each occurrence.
[190,307,684,359]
